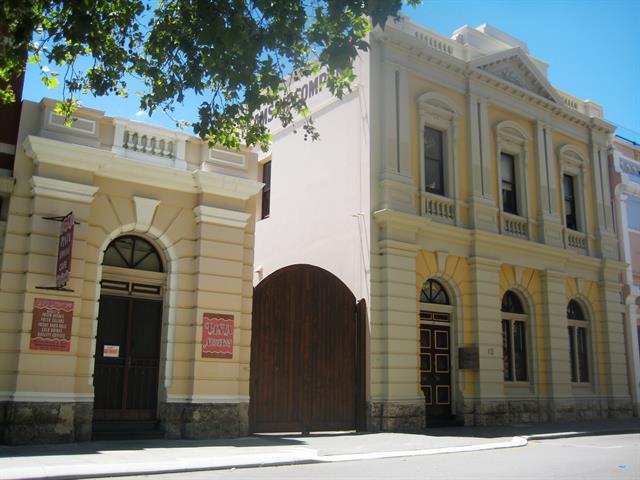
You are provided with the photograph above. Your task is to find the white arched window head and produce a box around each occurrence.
[418,92,460,225]
[558,145,589,253]
[495,121,531,240]
[501,290,529,383]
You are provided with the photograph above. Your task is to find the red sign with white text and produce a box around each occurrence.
[202,313,234,358]
[30,298,73,352]
[56,212,75,288]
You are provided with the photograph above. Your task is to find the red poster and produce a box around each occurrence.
[202,313,234,358]
[56,212,74,288]
[30,298,73,352]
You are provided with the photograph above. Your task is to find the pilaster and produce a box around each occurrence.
[540,270,572,402]
[589,135,617,259]
[370,238,421,408]
[13,177,98,398]
[468,256,503,400]
[535,122,563,247]
[467,91,498,232]
[597,270,630,401]
[189,205,252,402]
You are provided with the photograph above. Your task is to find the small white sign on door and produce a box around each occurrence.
[103,345,120,358]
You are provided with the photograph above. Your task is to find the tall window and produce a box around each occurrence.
[567,299,589,383]
[424,126,444,195]
[501,290,527,382]
[261,161,271,219]
[563,174,578,231]
[501,153,518,215]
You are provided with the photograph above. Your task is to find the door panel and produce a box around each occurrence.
[93,295,162,421]
[250,264,363,433]
[420,313,452,424]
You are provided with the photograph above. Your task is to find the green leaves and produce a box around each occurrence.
[1,0,421,151]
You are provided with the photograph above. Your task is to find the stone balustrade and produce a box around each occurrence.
[558,91,603,120]
[422,192,456,224]
[564,228,588,252]
[501,212,528,239]
[112,119,189,170]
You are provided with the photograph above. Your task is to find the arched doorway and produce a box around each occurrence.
[250,264,367,433]
[419,278,455,425]
[93,235,165,428]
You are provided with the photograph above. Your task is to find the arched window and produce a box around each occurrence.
[501,290,525,314]
[501,290,527,382]
[567,299,589,383]
[103,235,163,272]
[420,279,450,305]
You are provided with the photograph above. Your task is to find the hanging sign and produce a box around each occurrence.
[201,313,234,358]
[30,298,73,352]
[55,212,75,288]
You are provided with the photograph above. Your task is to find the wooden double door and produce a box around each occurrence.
[93,295,162,421]
[250,264,366,433]
[420,311,453,424]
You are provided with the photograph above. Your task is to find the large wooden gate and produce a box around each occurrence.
[250,264,366,433]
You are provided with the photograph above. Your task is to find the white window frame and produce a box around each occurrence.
[495,121,531,239]
[418,92,460,225]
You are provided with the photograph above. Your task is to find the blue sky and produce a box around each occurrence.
[22,0,640,141]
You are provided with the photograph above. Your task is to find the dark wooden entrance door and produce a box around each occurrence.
[420,312,452,424]
[250,264,366,433]
[93,295,162,421]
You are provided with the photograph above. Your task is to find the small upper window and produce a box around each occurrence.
[501,153,518,215]
[261,161,271,219]
[566,299,585,320]
[563,174,578,231]
[103,236,163,272]
[420,279,450,305]
[424,127,445,196]
[501,290,525,314]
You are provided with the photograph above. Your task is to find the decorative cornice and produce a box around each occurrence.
[193,170,264,200]
[30,176,99,204]
[193,205,252,229]
[24,135,263,200]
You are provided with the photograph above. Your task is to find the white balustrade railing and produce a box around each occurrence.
[112,119,188,170]
[422,192,456,224]
[501,212,528,239]
[558,92,604,120]
[565,229,587,252]
[123,130,174,158]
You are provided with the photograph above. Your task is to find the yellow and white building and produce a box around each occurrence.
[255,17,633,429]
[0,99,262,444]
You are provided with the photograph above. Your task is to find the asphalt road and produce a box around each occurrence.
[103,433,640,480]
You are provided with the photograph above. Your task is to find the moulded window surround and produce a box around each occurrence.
[558,145,588,252]
[418,92,460,225]
[501,290,529,383]
[495,121,531,240]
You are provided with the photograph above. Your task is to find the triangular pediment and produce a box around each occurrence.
[471,48,562,104]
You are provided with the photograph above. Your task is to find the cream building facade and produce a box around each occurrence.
[610,135,640,415]
[254,17,633,430]
[0,99,262,444]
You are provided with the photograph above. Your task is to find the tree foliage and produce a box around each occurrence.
[1,0,420,150]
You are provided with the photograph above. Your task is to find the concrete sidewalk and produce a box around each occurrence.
[1,418,638,480]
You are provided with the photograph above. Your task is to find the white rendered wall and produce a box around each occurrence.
[254,54,371,302]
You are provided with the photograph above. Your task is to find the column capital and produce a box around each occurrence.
[193,205,251,229]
